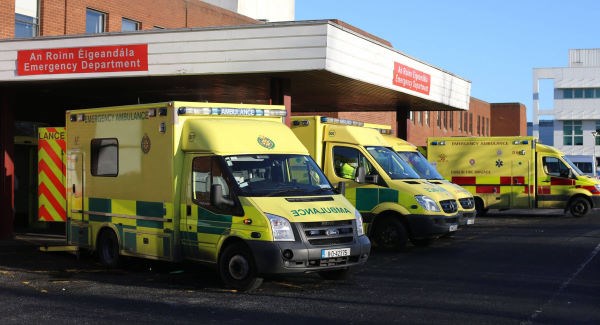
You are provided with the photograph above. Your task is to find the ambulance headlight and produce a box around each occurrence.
[266,214,295,241]
[415,195,440,212]
[355,209,365,236]
[595,184,600,192]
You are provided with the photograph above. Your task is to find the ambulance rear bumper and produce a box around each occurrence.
[407,214,459,239]
[247,235,371,275]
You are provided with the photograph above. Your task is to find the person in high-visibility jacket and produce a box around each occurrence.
[341,161,356,179]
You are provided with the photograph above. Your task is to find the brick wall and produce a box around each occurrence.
[405,97,492,146]
[0,0,15,39]
[3,0,259,39]
[490,102,527,136]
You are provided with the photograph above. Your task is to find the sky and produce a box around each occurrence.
[295,0,600,121]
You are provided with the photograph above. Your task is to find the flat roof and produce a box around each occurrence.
[0,20,470,114]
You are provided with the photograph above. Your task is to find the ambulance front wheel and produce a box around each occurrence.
[372,216,408,251]
[568,196,590,218]
[219,242,263,291]
[97,229,120,268]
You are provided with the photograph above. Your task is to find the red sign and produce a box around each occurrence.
[17,44,148,76]
[392,62,431,95]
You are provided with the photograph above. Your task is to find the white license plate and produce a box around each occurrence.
[449,224,458,232]
[321,248,350,258]
[466,218,475,225]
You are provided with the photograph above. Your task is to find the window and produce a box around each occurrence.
[469,113,473,134]
[409,111,414,124]
[333,146,379,181]
[595,121,600,146]
[477,116,481,135]
[91,138,118,176]
[192,156,228,205]
[563,120,583,146]
[417,111,422,125]
[15,0,38,38]
[424,111,430,126]
[86,9,106,34]
[458,112,462,131]
[449,112,454,130]
[542,156,571,178]
[585,88,595,98]
[15,13,38,38]
[436,111,441,128]
[122,18,140,31]
[562,89,573,99]
[443,111,448,129]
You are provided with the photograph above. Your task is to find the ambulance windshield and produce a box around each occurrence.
[223,154,335,197]
[395,151,444,180]
[365,146,420,179]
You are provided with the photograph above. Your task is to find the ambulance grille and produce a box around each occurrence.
[299,220,355,246]
[459,197,475,209]
[439,199,458,213]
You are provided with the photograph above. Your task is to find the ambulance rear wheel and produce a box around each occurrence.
[219,242,263,291]
[569,197,590,218]
[372,217,408,251]
[97,229,120,268]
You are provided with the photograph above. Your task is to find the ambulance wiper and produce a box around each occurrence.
[264,186,307,197]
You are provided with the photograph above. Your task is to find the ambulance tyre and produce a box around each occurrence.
[97,229,120,268]
[372,216,408,251]
[219,242,263,291]
[569,196,590,218]
[318,268,350,280]
[475,198,488,218]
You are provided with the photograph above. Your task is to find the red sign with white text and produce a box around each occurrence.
[392,62,431,95]
[17,44,148,76]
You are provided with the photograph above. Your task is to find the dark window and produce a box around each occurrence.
[91,138,118,176]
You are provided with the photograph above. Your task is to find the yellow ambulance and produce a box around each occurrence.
[381,134,476,227]
[62,102,370,291]
[291,116,460,250]
[427,136,600,217]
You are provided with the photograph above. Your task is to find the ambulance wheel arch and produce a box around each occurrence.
[568,195,591,218]
[370,211,409,251]
[96,227,121,268]
[218,237,263,291]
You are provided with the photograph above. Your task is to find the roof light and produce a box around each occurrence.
[431,141,445,146]
[177,106,286,117]
[377,129,393,135]
[320,116,364,127]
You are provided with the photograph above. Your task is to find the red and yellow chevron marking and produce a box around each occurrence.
[38,127,66,221]
[452,175,532,194]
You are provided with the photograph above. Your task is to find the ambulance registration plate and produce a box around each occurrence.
[467,218,475,225]
[449,224,458,232]
[321,248,350,258]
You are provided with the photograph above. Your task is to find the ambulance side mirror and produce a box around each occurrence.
[210,184,234,207]
[336,181,346,195]
[355,166,366,183]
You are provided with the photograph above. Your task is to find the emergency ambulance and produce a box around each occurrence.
[380,134,476,227]
[60,102,370,291]
[290,116,460,250]
[427,136,600,217]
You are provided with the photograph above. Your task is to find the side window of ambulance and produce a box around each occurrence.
[332,146,376,180]
[191,156,230,207]
[90,138,118,177]
[543,157,569,177]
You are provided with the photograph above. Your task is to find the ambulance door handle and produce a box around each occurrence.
[186,205,191,216]
[72,184,76,193]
